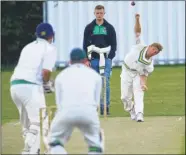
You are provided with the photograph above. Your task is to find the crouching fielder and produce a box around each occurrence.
[120,43,163,122]
[48,48,105,154]
[10,23,57,154]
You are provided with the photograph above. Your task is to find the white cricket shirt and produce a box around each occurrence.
[54,63,102,110]
[124,44,154,76]
[10,38,57,85]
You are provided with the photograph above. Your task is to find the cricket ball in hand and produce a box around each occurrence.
[131,1,135,6]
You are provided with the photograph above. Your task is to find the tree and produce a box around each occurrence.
[1,1,43,66]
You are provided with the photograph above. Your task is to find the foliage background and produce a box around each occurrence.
[1,1,43,66]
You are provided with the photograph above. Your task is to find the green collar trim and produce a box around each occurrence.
[138,47,152,65]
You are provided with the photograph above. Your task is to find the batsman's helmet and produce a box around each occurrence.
[36,23,55,39]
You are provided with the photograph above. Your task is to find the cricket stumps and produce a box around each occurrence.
[39,106,57,154]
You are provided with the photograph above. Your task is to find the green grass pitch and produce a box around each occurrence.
[1,65,185,154]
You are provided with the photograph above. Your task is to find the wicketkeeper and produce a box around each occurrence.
[48,48,105,154]
[10,23,57,154]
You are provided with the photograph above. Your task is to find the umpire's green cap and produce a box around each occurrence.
[70,48,87,61]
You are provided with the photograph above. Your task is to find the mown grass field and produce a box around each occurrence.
[1,65,185,154]
[2,65,185,123]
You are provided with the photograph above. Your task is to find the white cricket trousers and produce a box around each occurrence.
[10,84,47,154]
[10,84,46,129]
[120,65,145,114]
[48,106,104,154]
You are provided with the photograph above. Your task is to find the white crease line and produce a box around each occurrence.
[4,121,20,127]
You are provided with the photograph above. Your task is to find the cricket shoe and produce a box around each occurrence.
[22,149,40,155]
[21,143,30,155]
[100,108,110,116]
[129,107,136,120]
[100,106,104,115]
[106,107,110,115]
[136,112,144,122]
[21,151,29,155]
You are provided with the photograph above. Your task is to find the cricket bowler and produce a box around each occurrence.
[48,48,105,154]
[10,23,57,154]
[120,42,163,122]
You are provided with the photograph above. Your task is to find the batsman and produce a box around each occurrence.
[10,23,57,154]
[83,5,117,115]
